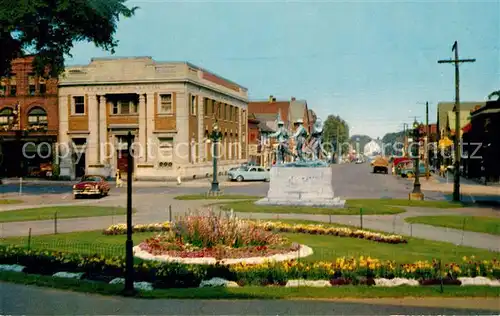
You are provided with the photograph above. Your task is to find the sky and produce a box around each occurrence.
[66,0,500,139]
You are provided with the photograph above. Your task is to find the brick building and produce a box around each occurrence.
[0,56,58,177]
[57,57,248,180]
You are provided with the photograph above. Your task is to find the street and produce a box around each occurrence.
[0,162,447,199]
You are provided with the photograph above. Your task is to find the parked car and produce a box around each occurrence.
[228,166,270,182]
[400,162,426,178]
[73,175,110,199]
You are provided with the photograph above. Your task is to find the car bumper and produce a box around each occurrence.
[73,189,100,195]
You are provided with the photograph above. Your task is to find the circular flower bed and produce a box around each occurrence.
[133,210,313,264]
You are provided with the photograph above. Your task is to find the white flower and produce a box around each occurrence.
[53,272,84,279]
[199,277,239,288]
[374,278,420,287]
[0,264,25,272]
[286,279,331,287]
[108,278,154,291]
[459,277,500,286]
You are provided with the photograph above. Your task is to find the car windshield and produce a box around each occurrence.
[239,166,249,171]
[81,176,101,182]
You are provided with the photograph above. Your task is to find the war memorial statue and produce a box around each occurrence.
[256,117,345,208]
[268,120,293,164]
[308,118,324,161]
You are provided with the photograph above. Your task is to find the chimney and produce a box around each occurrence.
[291,97,296,101]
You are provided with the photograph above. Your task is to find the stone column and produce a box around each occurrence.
[238,107,242,160]
[145,93,155,163]
[58,94,73,179]
[138,93,146,163]
[87,94,99,165]
[197,96,204,163]
[98,95,107,164]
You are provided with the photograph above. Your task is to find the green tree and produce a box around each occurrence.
[488,90,500,100]
[0,0,138,77]
[322,115,350,153]
[382,131,405,155]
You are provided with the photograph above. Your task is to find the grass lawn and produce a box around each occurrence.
[174,194,262,200]
[1,270,499,300]
[0,199,23,205]
[1,226,497,263]
[216,198,465,216]
[406,216,500,236]
[0,206,130,223]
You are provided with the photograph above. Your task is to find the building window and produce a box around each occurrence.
[0,78,7,96]
[229,106,233,122]
[190,94,197,115]
[0,107,14,126]
[28,75,36,95]
[204,98,208,116]
[159,94,173,114]
[73,96,85,114]
[112,100,138,115]
[39,78,46,94]
[27,107,48,126]
[9,76,16,96]
[224,104,227,120]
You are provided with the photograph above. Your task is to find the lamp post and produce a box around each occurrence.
[409,120,424,200]
[209,121,223,194]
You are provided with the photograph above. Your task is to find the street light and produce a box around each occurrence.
[209,121,223,194]
[409,119,424,200]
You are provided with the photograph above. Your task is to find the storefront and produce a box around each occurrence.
[0,131,57,178]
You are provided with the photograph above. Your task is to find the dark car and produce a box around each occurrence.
[73,175,110,199]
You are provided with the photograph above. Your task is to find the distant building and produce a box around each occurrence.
[363,140,381,156]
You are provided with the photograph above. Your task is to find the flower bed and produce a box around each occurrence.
[132,210,314,264]
[103,221,407,244]
[1,245,498,289]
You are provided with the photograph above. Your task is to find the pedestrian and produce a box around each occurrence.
[115,169,123,188]
[176,166,182,185]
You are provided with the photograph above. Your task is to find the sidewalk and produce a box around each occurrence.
[402,177,500,196]
[1,201,498,251]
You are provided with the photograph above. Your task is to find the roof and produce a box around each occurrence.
[258,121,275,133]
[437,101,485,134]
[254,113,280,132]
[289,99,307,123]
[248,101,290,123]
[471,99,500,118]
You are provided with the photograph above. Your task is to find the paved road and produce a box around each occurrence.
[0,283,497,315]
[0,163,446,199]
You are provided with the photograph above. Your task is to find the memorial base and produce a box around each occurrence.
[255,166,346,208]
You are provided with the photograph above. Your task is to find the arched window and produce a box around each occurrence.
[0,107,14,126]
[27,107,48,126]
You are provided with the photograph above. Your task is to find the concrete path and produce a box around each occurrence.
[0,283,497,315]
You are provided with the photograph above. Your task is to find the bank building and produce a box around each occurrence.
[57,57,248,180]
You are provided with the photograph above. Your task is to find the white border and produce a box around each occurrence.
[133,244,313,265]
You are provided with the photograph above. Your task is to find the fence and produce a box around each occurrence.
[0,237,125,258]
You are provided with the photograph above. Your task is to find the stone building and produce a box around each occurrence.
[57,57,248,180]
[0,56,59,177]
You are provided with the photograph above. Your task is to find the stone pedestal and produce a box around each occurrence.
[255,166,345,207]
[409,192,424,200]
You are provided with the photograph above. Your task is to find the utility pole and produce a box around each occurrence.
[438,41,476,202]
[336,125,340,164]
[425,102,430,180]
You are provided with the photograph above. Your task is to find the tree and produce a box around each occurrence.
[382,131,405,155]
[0,0,138,77]
[322,115,350,154]
[488,90,500,100]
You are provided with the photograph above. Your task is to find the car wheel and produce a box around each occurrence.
[236,175,244,182]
